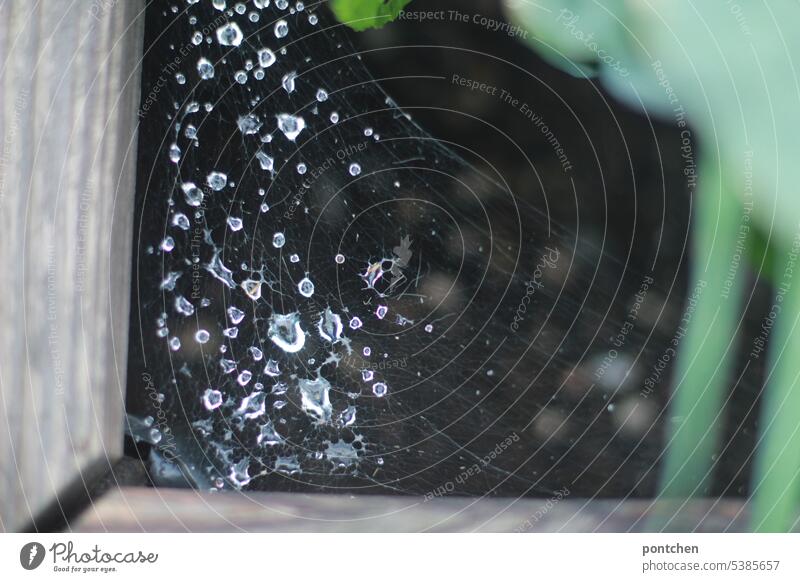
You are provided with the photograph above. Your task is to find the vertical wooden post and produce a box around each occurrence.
[0,0,143,531]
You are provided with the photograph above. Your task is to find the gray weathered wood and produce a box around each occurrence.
[73,488,769,532]
[0,0,143,532]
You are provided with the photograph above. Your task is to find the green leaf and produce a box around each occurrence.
[330,0,414,32]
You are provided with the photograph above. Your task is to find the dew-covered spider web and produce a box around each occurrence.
[127,0,681,498]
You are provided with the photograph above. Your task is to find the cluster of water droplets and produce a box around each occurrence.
[149,0,421,491]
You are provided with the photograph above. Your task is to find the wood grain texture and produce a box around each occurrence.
[0,0,144,532]
[73,487,765,532]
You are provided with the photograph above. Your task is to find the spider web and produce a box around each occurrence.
[127,0,676,499]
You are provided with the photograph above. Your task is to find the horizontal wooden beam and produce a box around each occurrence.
[72,488,766,532]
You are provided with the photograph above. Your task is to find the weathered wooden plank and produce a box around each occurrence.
[0,0,144,532]
[73,488,765,532]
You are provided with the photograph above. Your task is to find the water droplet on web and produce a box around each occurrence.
[161,236,175,251]
[317,308,343,342]
[296,162,307,174]
[206,253,236,288]
[335,254,345,264]
[169,337,181,351]
[372,382,388,397]
[264,359,281,377]
[206,171,227,191]
[220,358,236,374]
[362,370,374,382]
[241,279,263,301]
[254,0,270,8]
[364,128,373,137]
[272,232,286,248]
[298,277,314,297]
[160,272,181,291]
[257,47,276,68]
[274,20,288,38]
[169,143,181,163]
[316,88,328,102]
[276,113,305,141]
[298,377,332,422]
[276,0,288,10]
[258,420,283,446]
[227,216,243,231]
[375,305,388,319]
[330,111,339,124]
[268,312,306,353]
[216,22,243,46]
[340,405,356,427]
[227,306,245,324]
[282,71,297,94]
[349,163,361,176]
[425,324,434,333]
[175,73,186,85]
[237,113,262,135]
[289,253,300,263]
[249,346,263,360]
[191,31,203,46]
[256,151,274,172]
[229,459,251,488]
[237,370,253,386]
[237,390,266,419]
[195,329,211,343]
[181,182,204,207]
[363,346,371,356]
[202,388,223,410]
[308,13,318,25]
[223,327,239,338]
[197,57,215,79]
[349,317,363,330]
[149,428,162,444]
[234,70,248,84]
[175,295,195,316]
[172,213,190,230]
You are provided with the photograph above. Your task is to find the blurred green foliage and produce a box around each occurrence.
[330,0,414,31]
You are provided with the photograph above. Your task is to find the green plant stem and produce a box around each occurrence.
[752,245,800,532]
[659,155,746,498]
